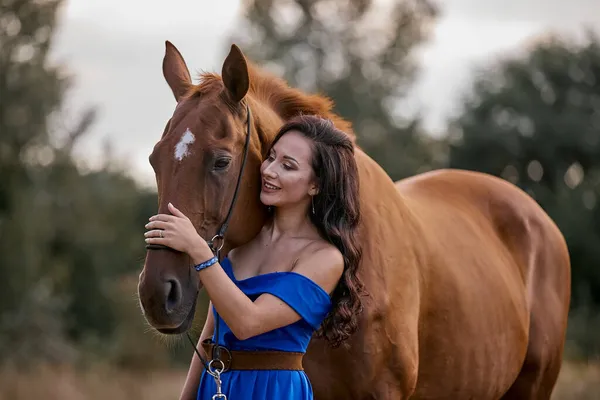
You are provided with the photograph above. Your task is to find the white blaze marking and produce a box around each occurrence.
[174,128,195,161]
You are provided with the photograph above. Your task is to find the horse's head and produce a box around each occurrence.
[138,42,269,334]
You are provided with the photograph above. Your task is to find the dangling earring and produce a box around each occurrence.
[311,196,315,215]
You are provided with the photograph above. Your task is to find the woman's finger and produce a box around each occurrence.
[168,202,188,219]
[145,220,169,230]
[145,237,165,245]
[149,214,175,222]
[144,229,165,238]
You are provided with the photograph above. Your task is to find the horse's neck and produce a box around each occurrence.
[247,73,405,210]
[355,148,405,202]
[246,64,355,140]
[249,95,403,203]
[248,98,285,154]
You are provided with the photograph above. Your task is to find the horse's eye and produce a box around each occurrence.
[214,157,231,171]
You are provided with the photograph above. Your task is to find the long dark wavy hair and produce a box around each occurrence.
[268,114,366,348]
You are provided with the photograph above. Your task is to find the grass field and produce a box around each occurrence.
[0,361,598,399]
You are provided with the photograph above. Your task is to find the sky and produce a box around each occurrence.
[51,0,600,187]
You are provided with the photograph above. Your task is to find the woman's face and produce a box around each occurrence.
[259,130,318,208]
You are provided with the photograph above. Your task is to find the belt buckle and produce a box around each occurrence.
[210,343,232,372]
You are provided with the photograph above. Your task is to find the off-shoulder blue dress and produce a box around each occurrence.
[197,257,332,400]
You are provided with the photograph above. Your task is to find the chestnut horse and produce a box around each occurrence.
[138,42,571,399]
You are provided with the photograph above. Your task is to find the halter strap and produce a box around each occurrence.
[146,102,254,375]
[200,103,253,374]
[207,103,252,254]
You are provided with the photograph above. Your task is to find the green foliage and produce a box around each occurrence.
[0,0,70,363]
[449,32,600,358]
[0,0,165,366]
[232,0,446,180]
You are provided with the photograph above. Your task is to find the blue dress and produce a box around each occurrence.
[197,257,332,400]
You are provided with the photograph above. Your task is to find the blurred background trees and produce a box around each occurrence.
[0,0,599,397]
[0,0,167,367]
[231,0,447,179]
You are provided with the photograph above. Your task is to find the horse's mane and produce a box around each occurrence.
[193,62,356,141]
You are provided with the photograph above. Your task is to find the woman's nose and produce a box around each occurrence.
[262,163,277,178]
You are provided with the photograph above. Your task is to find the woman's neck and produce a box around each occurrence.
[264,203,315,242]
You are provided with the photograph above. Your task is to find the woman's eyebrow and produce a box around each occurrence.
[283,155,299,165]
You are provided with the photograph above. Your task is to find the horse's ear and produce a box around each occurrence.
[221,44,249,103]
[163,41,192,102]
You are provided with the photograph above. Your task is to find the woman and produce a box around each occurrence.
[144,115,365,399]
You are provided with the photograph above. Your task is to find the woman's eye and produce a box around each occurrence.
[214,157,231,171]
[283,164,293,170]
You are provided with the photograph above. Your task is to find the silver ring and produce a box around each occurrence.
[208,359,225,376]
[210,234,225,251]
[159,230,163,238]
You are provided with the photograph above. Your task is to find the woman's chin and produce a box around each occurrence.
[260,192,276,206]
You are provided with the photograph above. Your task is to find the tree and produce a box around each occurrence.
[230,0,445,180]
[0,0,160,365]
[448,32,600,357]
[0,0,73,363]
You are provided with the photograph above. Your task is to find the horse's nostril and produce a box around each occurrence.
[165,279,182,313]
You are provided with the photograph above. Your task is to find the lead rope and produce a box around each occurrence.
[209,247,226,400]
[185,329,226,400]
[185,246,227,399]
[184,103,253,400]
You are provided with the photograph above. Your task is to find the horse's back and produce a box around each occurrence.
[395,168,570,399]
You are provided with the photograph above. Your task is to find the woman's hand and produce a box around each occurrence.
[145,203,209,255]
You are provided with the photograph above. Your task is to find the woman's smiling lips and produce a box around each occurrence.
[262,180,281,192]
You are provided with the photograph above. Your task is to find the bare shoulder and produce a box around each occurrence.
[292,242,344,294]
[226,245,244,264]
[226,240,257,271]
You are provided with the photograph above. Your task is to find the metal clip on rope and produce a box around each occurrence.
[209,359,227,400]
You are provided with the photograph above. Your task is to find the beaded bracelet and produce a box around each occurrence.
[194,256,219,272]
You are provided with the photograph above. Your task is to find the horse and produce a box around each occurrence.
[137,42,571,399]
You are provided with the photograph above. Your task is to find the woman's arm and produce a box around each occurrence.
[179,302,215,400]
[145,203,343,341]
[190,244,342,340]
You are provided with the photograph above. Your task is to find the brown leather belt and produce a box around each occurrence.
[201,340,304,371]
